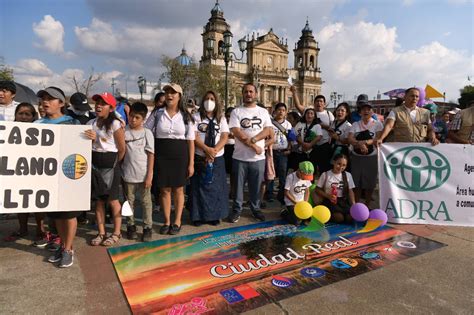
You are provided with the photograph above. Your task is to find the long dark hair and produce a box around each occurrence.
[199,90,222,124]
[174,94,195,124]
[334,102,351,123]
[14,102,38,122]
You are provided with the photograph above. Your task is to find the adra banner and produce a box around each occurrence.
[0,121,91,213]
[379,143,474,227]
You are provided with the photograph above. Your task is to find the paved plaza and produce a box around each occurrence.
[1,199,473,314]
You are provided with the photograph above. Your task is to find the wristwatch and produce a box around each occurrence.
[250,137,257,144]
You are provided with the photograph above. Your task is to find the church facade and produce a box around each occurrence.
[200,1,323,109]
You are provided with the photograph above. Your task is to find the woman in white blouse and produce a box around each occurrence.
[189,91,229,226]
[144,84,195,235]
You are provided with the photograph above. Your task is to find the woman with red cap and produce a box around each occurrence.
[85,92,125,246]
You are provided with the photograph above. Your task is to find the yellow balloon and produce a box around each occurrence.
[294,201,313,219]
[313,205,331,224]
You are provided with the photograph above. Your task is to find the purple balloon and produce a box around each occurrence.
[416,87,426,107]
[369,209,388,226]
[350,203,369,222]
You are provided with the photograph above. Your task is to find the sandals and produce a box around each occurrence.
[102,234,121,246]
[90,234,105,246]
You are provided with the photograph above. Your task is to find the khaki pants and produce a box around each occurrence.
[123,182,153,228]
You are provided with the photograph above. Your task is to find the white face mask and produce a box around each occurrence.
[203,100,216,112]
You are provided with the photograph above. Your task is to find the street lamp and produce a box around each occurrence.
[137,76,146,101]
[207,30,247,110]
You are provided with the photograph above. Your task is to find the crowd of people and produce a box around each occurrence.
[1,79,473,268]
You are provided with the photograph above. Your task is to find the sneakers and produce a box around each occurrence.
[169,224,181,235]
[252,211,266,222]
[48,247,63,263]
[33,232,52,248]
[46,234,62,252]
[127,225,138,240]
[142,227,152,242]
[228,212,241,223]
[59,249,74,268]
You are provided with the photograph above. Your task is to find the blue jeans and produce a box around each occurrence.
[232,159,265,214]
[267,150,288,204]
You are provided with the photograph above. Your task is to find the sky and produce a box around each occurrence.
[1,0,473,103]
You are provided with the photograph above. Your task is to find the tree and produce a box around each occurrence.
[160,55,239,107]
[69,67,103,97]
[458,85,474,109]
[0,57,14,81]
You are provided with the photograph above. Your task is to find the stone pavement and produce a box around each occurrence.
[1,201,473,314]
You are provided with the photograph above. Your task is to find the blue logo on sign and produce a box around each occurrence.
[271,276,294,288]
[301,267,326,278]
[220,288,244,304]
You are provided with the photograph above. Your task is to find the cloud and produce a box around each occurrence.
[32,15,75,58]
[12,58,122,95]
[74,18,202,72]
[402,0,414,6]
[13,59,53,76]
[317,21,471,102]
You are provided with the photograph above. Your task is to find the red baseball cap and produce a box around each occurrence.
[92,92,117,108]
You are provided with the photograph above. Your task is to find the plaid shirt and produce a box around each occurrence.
[0,101,19,121]
[449,111,474,142]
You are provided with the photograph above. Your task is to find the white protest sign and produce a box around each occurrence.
[378,143,474,227]
[0,121,91,213]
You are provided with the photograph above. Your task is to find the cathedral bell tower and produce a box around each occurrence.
[201,0,230,66]
[293,19,323,104]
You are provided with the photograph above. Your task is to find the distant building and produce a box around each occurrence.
[199,1,323,108]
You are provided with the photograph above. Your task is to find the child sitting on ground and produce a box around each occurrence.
[122,102,155,242]
[281,161,314,225]
[313,154,355,223]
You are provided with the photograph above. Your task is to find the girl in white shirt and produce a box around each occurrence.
[85,93,125,246]
[314,154,356,223]
[145,84,195,235]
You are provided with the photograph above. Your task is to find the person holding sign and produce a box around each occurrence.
[85,93,125,246]
[35,86,80,268]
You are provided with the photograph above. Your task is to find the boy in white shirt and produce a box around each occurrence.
[281,161,314,225]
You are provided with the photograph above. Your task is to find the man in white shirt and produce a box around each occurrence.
[228,83,273,223]
[0,80,19,121]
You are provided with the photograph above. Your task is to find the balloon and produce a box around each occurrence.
[368,209,388,226]
[313,205,331,224]
[308,184,317,206]
[350,203,370,222]
[294,201,313,219]
[416,87,426,107]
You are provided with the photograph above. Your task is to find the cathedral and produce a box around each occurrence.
[199,1,323,109]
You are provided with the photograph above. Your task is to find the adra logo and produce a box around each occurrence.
[384,146,450,192]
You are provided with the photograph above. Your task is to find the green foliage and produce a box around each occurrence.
[0,57,14,81]
[160,55,238,107]
[458,85,474,109]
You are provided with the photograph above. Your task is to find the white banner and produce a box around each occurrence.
[378,143,474,227]
[0,121,91,213]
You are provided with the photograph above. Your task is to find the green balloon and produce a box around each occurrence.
[308,183,317,206]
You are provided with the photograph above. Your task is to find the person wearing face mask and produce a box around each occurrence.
[189,91,229,226]
[186,98,200,115]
